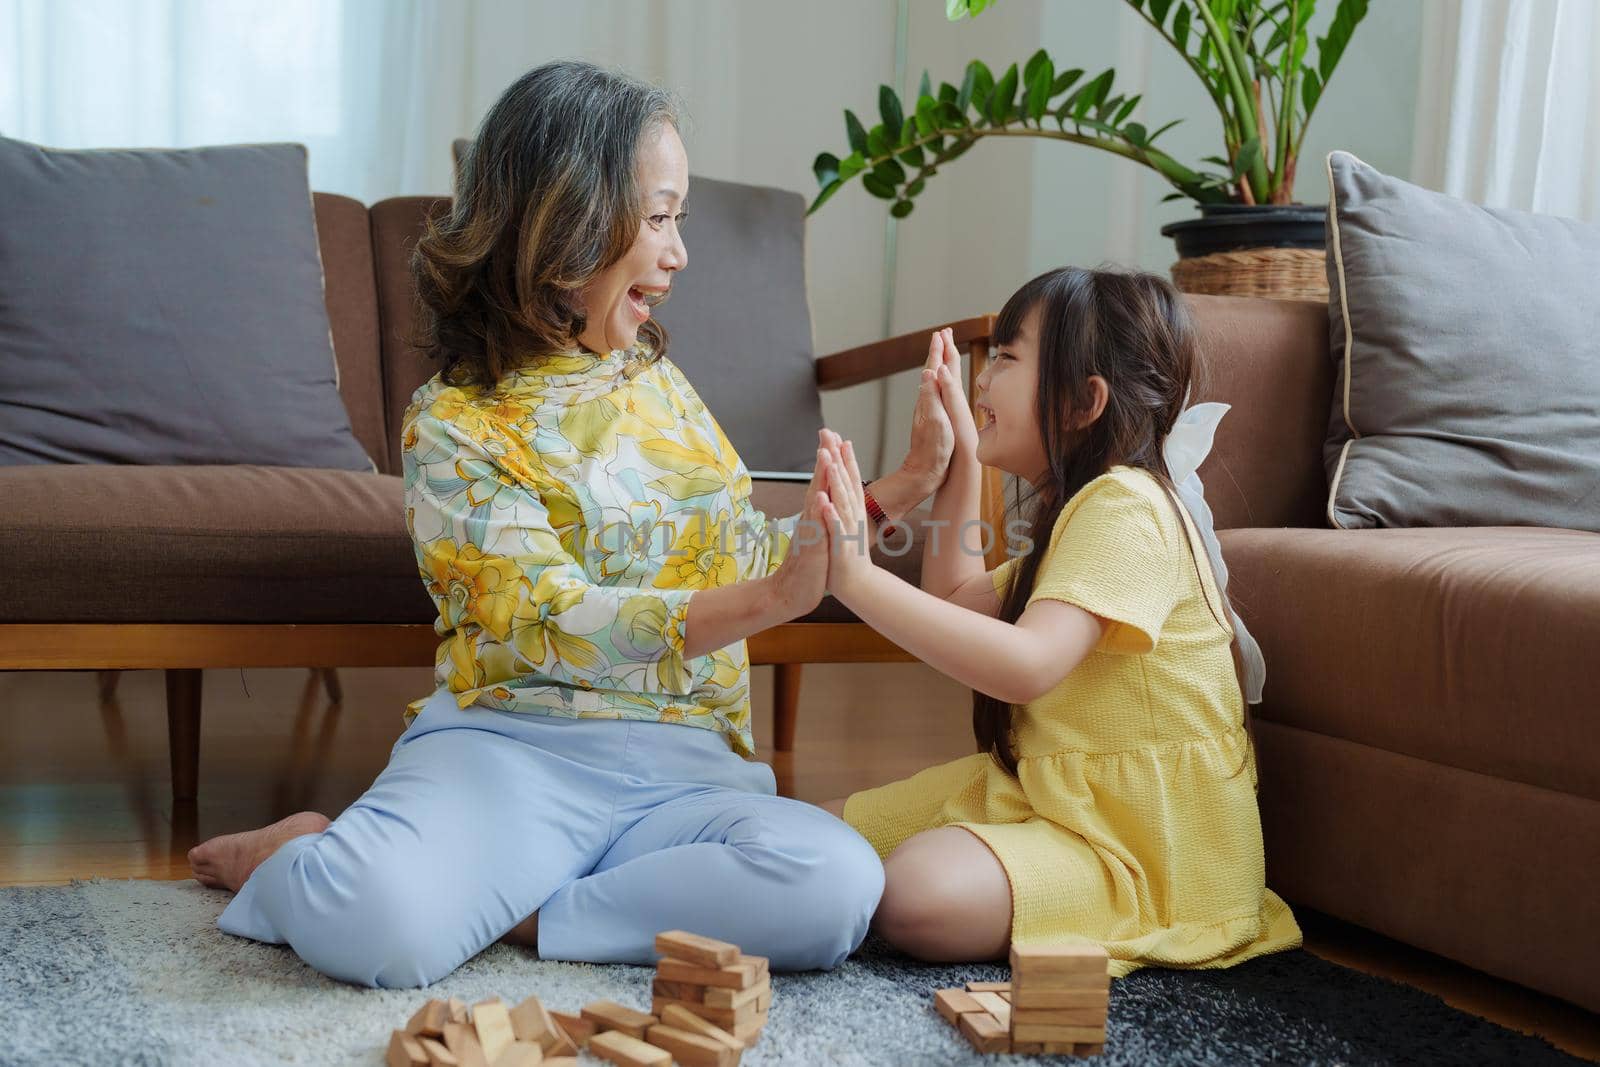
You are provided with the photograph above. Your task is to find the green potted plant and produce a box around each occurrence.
[808,0,1369,299]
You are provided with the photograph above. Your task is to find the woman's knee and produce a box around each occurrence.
[760,820,884,971]
[873,829,1011,962]
[271,844,473,988]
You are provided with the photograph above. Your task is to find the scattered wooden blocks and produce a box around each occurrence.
[386,1029,430,1067]
[549,1009,597,1049]
[591,1028,673,1067]
[384,930,770,1065]
[932,941,1111,1057]
[651,931,769,1049]
[582,998,659,1040]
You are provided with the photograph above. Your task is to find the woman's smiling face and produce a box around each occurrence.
[974,305,1049,484]
[577,122,690,355]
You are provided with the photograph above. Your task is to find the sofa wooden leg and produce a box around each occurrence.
[164,669,202,803]
[96,670,120,702]
[317,667,343,704]
[774,663,802,752]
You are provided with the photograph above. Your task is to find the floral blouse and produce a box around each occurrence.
[401,343,797,757]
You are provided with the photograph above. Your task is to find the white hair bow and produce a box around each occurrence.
[1162,402,1266,705]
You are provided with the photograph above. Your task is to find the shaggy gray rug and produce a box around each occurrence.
[1,879,1588,1066]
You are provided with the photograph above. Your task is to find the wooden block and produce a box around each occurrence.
[703,976,769,1010]
[957,1012,1010,1054]
[417,1037,459,1067]
[645,1023,738,1067]
[964,981,1011,992]
[388,1030,430,1067]
[492,1043,545,1067]
[656,929,740,968]
[1013,969,1110,991]
[933,988,985,1024]
[657,957,760,990]
[549,1011,596,1050]
[753,987,771,1014]
[589,1029,672,1067]
[448,999,470,1024]
[653,977,707,1003]
[652,995,756,1029]
[1011,1023,1107,1043]
[542,1061,579,1067]
[729,1015,766,1049]
[1012,1042,1084,1055]
[582,1000,658,1040]
[997,990,1012,1003]
[659,1004,744,1053]
[1012,1006,1107,1027]
[741,954,768,977]
[472,999,516,1063]
[1010,987,1110,1010]
[407,999,451,1039]
[1011,942,1107,974]
[1075,1042,1106,1056]
[971,991,1010,1026]
[509,995,559,1049]
[441,1023,490,1067]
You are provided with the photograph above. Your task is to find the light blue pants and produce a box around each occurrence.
[217,689,884,988]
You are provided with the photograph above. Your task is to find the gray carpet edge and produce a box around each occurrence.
[0,878,1589,1067]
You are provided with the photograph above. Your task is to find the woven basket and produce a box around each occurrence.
[1169,246,1328,302]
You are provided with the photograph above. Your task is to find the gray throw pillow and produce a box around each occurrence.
[1323,150,1600,532]
[0,138,375,471]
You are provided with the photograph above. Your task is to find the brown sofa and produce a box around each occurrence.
[3,193,1594,1015]
[1189,295,1600,1015]
[0,189,991,791]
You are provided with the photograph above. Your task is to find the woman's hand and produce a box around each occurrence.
[933,327,980,467]
[770,437,832,617]
[900,331,956,494]
[817,435,877,598]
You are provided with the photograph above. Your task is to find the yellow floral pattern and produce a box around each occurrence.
[402,343,796,756]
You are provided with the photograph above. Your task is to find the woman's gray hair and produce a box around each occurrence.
[413,60,682,386]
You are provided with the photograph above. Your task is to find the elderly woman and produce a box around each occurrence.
[187,60,955,988]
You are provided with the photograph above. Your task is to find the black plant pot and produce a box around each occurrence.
[1160,203,1327,259]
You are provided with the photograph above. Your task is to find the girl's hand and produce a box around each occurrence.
[900,332,956,495]
[934,327,980,464]
[817,435,876,597]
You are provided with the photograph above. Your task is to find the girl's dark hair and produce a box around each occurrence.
[412,60,680,388]
[972,266,1254,778]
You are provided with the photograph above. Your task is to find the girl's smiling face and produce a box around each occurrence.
[974,306,1049,484]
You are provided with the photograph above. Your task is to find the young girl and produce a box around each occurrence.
[815,266,1302,977]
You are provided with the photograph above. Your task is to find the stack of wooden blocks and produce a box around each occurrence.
[385,993,581,1066]
[933,942,1110,1057]
[383,930,765,1067]
[649,930,771,1050]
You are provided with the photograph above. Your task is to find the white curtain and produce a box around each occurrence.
[0,0,483,204]
[1413,0,1600,220]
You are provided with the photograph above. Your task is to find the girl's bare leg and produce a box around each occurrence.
[873,826,1012,962]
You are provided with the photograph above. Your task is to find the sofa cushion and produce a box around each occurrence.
[1221,526,1600,801]
[0,139,375,472]
[1322,149,1600,532]
[0,465,429,624]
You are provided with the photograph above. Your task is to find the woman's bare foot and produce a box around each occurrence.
[188,811,331,892]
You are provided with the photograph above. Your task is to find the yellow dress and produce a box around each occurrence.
[843,467,1302,977]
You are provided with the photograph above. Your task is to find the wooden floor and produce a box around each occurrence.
[2,664,1596,1061]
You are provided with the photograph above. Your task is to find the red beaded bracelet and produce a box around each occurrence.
[861,481,888,528]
